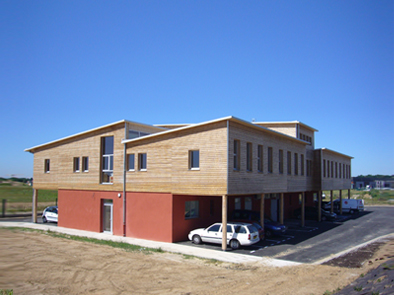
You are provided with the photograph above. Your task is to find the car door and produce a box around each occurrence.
[203,224,221,244]
[220,224,234,243]
[46,207,58,222]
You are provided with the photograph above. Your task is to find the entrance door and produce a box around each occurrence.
[271,199,278,222]
[103,200,113,234]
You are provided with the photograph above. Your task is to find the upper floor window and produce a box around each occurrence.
[128,130,150,139]
[139,153,147,171]
[82,157,89,172]
[233,140,240,171]
[127,154,135,171]
[279,149,284,174]
[44,159,50,173]
[287,151,292,175]
[323,159,326,177]
[189,150,200,170]
[268,147,273,173]
[246,143,252,171]
[339,163,342,178]
[73,157,80,172]
[101,136,114,183]
[294,153,298,175]
[257,145,263,173]
[301,154,305,176]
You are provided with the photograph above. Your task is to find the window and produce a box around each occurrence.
[233,140,240,170]
[294,153,298,175]
[287,151,291,175]
[82,157,89,172]
[127,154,135,171]
[301,154,305,176]
[335,162,338,178]
[101,136,114,183]
[189,150,199,170]
[44,159,50,173]
[268,147,273,173]
[185,201,199,219]
[343,164,346,179]
[139,153,147,171]
[73,157,80,172]
[331,161,334,178]
[257,145,263,172]
[245,197,252,210]
[235,197,241,210]
[207,224,220,232]
[128,130,150,139]
[246,143,252,171]
[323,159,326,177]
[279,149,284,174]
[339,163,342,178]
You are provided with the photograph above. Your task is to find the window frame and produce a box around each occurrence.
[185,200,199,219]
[139,153,147,171]
[294,153,298,175]
[189,150,200,170]
[246,142,252,172]
[287,151,292,175]
[82,156,89,172]
[101,136,114,184]
[279,149,284,174]
[257,145,263,173]
[268,147,273,173]
[127,154,135,171]
[301,154,305,176]
[233,140,240,171]
[44,159,50,173]
[73,157,80,173]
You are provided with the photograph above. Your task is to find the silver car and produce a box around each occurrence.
[42,206,58,223]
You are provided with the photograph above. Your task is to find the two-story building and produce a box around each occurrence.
[25,116,352,247]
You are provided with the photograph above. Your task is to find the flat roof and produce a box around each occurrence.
[253,121,318,132]
[318,148,353,159]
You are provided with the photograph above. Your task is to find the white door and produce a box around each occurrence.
[103,200,113,234]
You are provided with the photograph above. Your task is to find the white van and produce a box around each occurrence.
[338,199,364,214]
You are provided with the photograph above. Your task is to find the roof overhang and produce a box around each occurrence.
[318,148,353,159]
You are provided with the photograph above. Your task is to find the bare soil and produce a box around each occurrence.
[0,229,393,295]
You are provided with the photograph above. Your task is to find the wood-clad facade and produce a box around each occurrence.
[26,116,353,242]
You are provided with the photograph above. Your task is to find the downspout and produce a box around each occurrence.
[123,122,127,236]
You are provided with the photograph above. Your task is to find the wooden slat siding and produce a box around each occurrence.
[126,122,166,135]
[320,150,352,190]
[227,121,309,195]
[254,123,297,138]
[125,121,228,195]
[31,125,126,191]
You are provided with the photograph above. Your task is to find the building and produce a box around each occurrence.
[25,116,352,248]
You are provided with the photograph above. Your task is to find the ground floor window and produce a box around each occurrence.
[185,201,199,219]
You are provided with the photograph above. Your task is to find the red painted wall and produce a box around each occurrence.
[58,189,124,236]
[172,195,221,242]
[126,192,173,242]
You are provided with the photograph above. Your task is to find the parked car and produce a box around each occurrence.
[230,209,287,237]
[336,199,364,214]
[237,221,265,240]
[188,222,260,250]
[293,206,337,221]
[42,206,58,223]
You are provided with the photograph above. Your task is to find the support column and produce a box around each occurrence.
[32,188,38,223]
[260,194,265,232]
[301,192,305,227]
[280,193,284,224]
[330,190,334,213]
[339,190,343,215]
[222,195,228,251]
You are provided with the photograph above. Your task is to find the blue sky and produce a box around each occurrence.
[1,1,393,178]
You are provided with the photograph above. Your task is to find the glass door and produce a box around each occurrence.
[103,200,113,234]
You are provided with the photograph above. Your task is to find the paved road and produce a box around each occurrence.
[180,206,394,263]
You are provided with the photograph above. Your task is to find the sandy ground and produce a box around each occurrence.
[0,229,393,295]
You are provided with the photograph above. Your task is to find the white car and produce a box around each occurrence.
[42,206,58,223]
[188,222,260,250]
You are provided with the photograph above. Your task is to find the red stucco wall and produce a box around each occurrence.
[58,189,124,236]
[125,192,173,242]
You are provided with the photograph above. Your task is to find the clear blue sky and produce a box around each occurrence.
[1,1,393,178]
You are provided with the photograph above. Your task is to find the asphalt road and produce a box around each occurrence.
[180,206,394,263]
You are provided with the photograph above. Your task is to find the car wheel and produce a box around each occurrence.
[265,230,272,238]
[230,239,240,250]
[42,216,47,223]
[192,235,202,244]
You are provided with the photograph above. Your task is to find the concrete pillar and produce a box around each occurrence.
[280,193,284,224]
[330,190,334,213]
[301,192,305,227]
[222,195,228,251]
[32,188,38,223]
[260,194,265,232]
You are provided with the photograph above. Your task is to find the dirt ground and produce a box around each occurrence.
[0,229,393,295]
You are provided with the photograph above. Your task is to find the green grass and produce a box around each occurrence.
[323,189,394,206]
[0,290,13,295]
